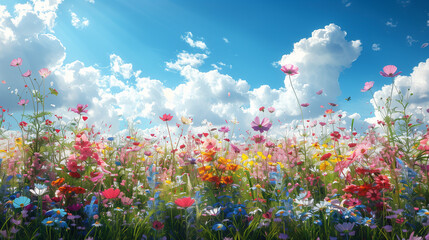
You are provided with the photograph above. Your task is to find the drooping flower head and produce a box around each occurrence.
[301,103,310,107]
[10,58,22,67]
[251,116,272,133]
[380,65,401,78]
[22,70,31,77]
[361,81,374,92]
[281,64,299,76]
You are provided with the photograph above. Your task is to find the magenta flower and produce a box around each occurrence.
[301,103,310,107]
[361,81,374,92]
[159,114,173,122]
[251,134,266,144]
[380,65,401,78]
[39,68,51,78]
[10,58,22,67]
[70,104,88,114]
[316,89,323,95]
[280,64,299,76]
[219,126,230,133]
[251,116,272,133]
[22,70,31,77]
[18,99,29,106]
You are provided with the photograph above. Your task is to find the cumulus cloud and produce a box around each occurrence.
[222,37,229,43]
[86,0,95,3]
[110,54,133,79]
[181,32,207,50]
[0,4,65,111]
[165,52,207,71]
[342,0,352,7]
[70,12,89,29]
[386,18,397,27]
[365,58,429,125]
[372,43,381,51]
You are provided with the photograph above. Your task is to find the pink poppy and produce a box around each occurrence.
[159,114,173,122]
[39,68,51,78]
[174,197,195,208]
[102,188,121,199]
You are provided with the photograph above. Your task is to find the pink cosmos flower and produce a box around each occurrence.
[10,58,22,67]
[316,89,323,95]
[280,64,299,76]
[251,134,266,144]
[380,65,401,78]
[301,103,310,107]
[251,116,272,133]
[70,104,88,114]
[22,70,31,77]
[361,81,374,92]
[268,107,275,113]
[18,99,29,106]
[39,68,51,78]
[159,114,173,122]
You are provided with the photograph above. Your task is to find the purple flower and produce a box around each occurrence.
[301,103,310,107]
[251,116,272,133]
[380,65,401,78]
[335,222,355,236]
[230,144,240,153]
[279,233,288,239]
[70,104,88,114]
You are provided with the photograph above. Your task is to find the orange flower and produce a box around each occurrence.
[221,176,233,185]
[51,178,65,187]
[58,186,72,194]
[198,166,211,175]
[201,150,216,162]
[226,164,240,172]
[325,109,334,114]
[201,173,213,181]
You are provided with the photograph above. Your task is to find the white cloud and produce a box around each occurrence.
[86,0,95,3]
[406,35,417,46]
[165,52,207,71]
[386,18,397,27]
[181,32,207,50]
[372,43,381,51]
[70,12,89,29]
[342,0,351,7]
[427,20,429,27]
[366,58,429,126]
[110,54,133,79]
[222,37,229,43]
[0,4,65,111]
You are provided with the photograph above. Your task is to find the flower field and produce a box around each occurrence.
[1,59,429,240]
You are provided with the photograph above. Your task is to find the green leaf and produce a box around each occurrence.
[49,88,58,96]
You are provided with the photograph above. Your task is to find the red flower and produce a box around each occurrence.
[45,119,53,125]
[330,131,341,141]
[174,197,195,208]
[262,212,272,219]
[69,172,81,179]
[152,220,164,230]
[159,114,173,122]
[102,188,121,199]
[19,121,28,128]
[320,153,332,161]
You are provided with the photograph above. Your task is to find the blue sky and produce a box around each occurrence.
[1,0,429,133]
[57,0,428,113]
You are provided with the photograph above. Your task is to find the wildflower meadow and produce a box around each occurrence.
[1,58,429,240]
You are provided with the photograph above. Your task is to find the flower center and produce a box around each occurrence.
[46,221,53,224]
[20,203,24,207]
[425,212,429,215]
[57,210,61,215]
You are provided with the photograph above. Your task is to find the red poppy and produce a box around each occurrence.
[19,121,28,128]
[69,172,81,179]
[159,114,173,122]
[152,220,164,230]
[174,197,195,208]
[262,212,272,219]
[102,188,121,199]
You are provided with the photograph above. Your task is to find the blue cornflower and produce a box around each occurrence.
[13,196,31,209]
[34,183,47,189]
[107,137,114,141]
[212,223,226,231]
[417,209,429,217]
[42,217,56,226]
